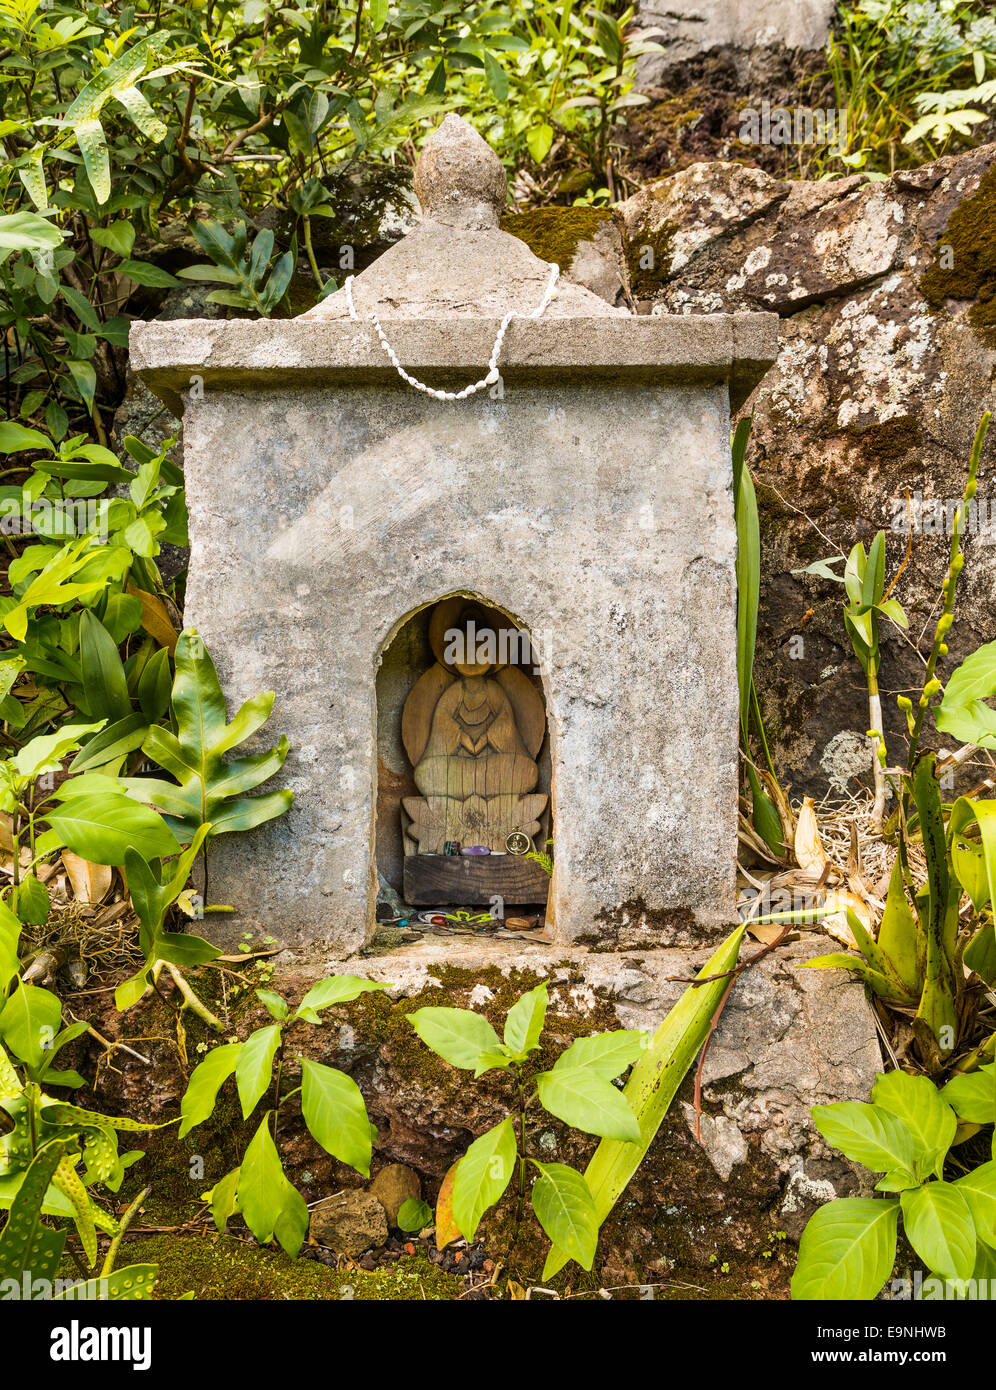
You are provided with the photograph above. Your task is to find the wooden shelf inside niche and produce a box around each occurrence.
[403,854,551,906]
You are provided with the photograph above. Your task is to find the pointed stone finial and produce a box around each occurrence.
[414,114,507,229]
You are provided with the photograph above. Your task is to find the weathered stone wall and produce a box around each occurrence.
[507,145,996,800]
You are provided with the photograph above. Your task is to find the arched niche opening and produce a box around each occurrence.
[375,594,553,926]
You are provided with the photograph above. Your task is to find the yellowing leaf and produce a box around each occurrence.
[822,889,873,949]
[61,850,113,906]
[434,1160,461,1251]
[795,796,829,877]
[127,584,179,654]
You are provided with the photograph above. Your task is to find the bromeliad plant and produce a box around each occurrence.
[803,415,994,1068]
[178,974,388,1258]
[792,1068,996,1300]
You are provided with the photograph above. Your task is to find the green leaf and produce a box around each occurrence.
[12,873,50,927]
[295,974,387,1022]
[80,610,132,723]
[791,1198,899,1300]
[44,793,180,865]
[941,1066,995,1127]
[0,1137,73,1283]
[14,720,105,779]
[397,1197,432,1233]
[90,222,135,258]
[70,713,148,772]
[237,1115,308,1255]
[132,629,292,846]
[872,1071,957,1180]
[178,1042,242,1138]
[937,639,996,747]
[876,854,920,995]
[503,983,548,1058]
[0,211,62,254]
[235,1023,282,1120]
[300,1058,373,1175]
[54,1263,158,1300]
[255,989,288,1021]
[116,259,183,288]
[956,1159,996,1249]
[207,1166,240,1234]
[901,1182,977,1280]
[0,983,61,1071]
[531,1162,598,1271]
[406,1006,503,1071]
[535,1067,641,1143]
[554,1030,646,1081]
[811,1102,916,1179]
[451,1117,517,1241]
[0,422,51,452]
[951,797,996,913]
[483,50,509,101]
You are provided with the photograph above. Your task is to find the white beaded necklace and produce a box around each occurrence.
[344,263,560,401]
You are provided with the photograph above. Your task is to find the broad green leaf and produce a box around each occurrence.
[12,873,50,927]
[178,1042,242,1138]
[235,1023,281,1119]
[300,1058,373,1175]
[0,902,21,995]
[295,974,387,1022]
[52,1154,96,1266]
[14,720,104,779]
[54,1264,158,1300]
[811,1102,916,1180]
[0,1137,73,1283]
[90,222,135,257]
[256,989,288,1021]
[554,1030,646,1081]
[876,854,920,995]
[237,1115,308,1255]
[531,1162,598,1271]
[207,1166,240,1234]
[872,1071,956,1180]
[937,639,996,747]
[0,983,61,1071]
[535,1067,641,1143]
[901,1182,977,1280]
[956,1159,996,1249]
[451,1117,517,1241]
[80,610,132,723]
[503,984,548,1058]
[133,629,292,846]
[791,1198,898,1300]
[406,1006,502,1071]
[44,793,180,865]
[942,1065,995,1126]
[0,211,63,252]
[950,797,996,913]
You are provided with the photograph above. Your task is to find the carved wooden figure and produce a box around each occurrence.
[401,598,547,857]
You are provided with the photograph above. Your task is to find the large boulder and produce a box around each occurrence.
[616,145,996,799]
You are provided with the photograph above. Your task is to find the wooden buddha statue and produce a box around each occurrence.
[401,599,547,856]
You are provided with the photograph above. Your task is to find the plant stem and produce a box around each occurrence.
[100,1185,151,1278]
[164,962,224,1032]
[302,215,323,290]
[907,413,990,774]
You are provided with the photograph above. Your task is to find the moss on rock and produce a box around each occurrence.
[501,206,614,270]
[103,1233,461,1300]
[920,164,996,344]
